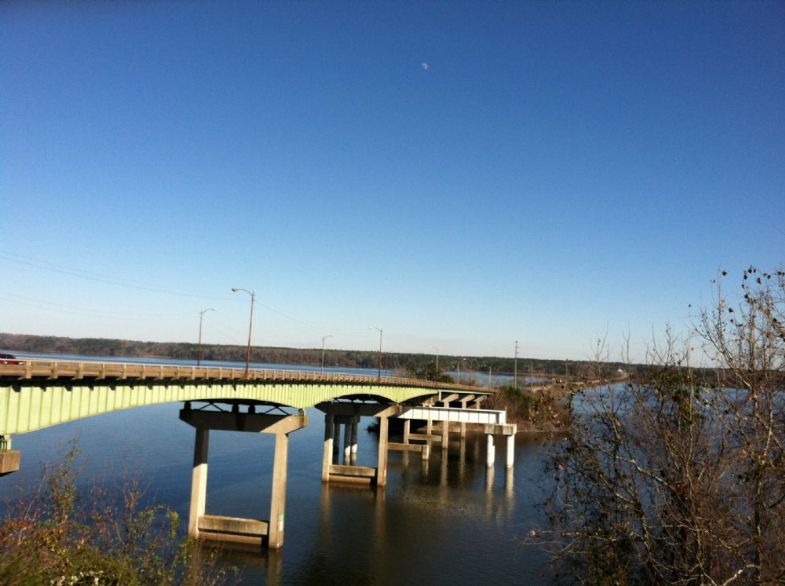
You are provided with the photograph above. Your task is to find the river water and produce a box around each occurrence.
[0,358,555,584]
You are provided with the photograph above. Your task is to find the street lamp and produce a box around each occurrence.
[197,308,215,366]
[321,334,333,373]
[231,288,255,377]
[514,340,519,389]
[370,326,383,381]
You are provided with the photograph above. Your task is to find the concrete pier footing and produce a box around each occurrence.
[0,449,21,476]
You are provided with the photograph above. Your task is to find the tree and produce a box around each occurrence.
[541,268,785,584]
[406,361,454,383]
[0,442,236,585]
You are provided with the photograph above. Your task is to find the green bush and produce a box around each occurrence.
[0,443,236,585]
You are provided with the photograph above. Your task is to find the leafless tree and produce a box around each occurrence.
[541,268,785,584]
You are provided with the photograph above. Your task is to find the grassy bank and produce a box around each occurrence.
[485,384,573,432]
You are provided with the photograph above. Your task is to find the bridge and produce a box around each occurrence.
[0,359,516,549]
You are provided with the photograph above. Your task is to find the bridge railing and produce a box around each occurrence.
[0,359,491,394]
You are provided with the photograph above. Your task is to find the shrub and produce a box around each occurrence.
[0,443,236,585]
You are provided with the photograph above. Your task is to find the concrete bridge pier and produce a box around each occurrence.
[317,403,399,487]
[180,406,307,549]
[342,416,352,464]
[484,423,518,469]
[387,418,431,460]
[332,418,341,455]
[486,433,495,467]
[322,413,334,482]
[350,417,359,465]
[441,421,450,451]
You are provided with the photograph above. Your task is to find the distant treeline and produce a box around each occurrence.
[0,332,651,378]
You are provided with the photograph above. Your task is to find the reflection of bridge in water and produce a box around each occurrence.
[0,359,517,549]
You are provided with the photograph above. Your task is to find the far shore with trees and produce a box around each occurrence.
[0,332,647,380]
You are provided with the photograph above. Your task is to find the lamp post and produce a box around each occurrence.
[321,334,333,373]
[371,326,383,381]
[231,288,255,377]
[514,340,519,389]
[197,308,215,366]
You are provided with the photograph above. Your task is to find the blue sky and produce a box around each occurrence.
[1,1,783,362]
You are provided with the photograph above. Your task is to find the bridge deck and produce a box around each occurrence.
[0,359,488,394]
[0,359,495,440]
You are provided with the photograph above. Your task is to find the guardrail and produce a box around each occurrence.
[0,359,491,394]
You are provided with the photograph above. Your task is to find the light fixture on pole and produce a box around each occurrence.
[231,288,255,377]
[321,334,333,373]
[197,308,215,367]
[370,326,383,381]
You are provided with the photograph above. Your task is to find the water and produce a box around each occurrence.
[0,360,555,584]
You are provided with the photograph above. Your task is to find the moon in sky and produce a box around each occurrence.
[420,62,429,71]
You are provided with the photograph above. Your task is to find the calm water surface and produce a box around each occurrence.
[1,359,555,584]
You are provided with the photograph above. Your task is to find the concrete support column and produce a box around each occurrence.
[506,433,515,469]
[267,431,289,549]
[460,422,467,439]
[376,416,389,486]
[322,413,334,482]
[441,421,449,451]
[332,418,341,453]
[403,419,411,444]
[188,428,210,537]
[343,420,351,464]
[350,416,359,464]
[486,433,495,467]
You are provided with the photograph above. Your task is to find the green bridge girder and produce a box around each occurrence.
[0,381,445,443]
